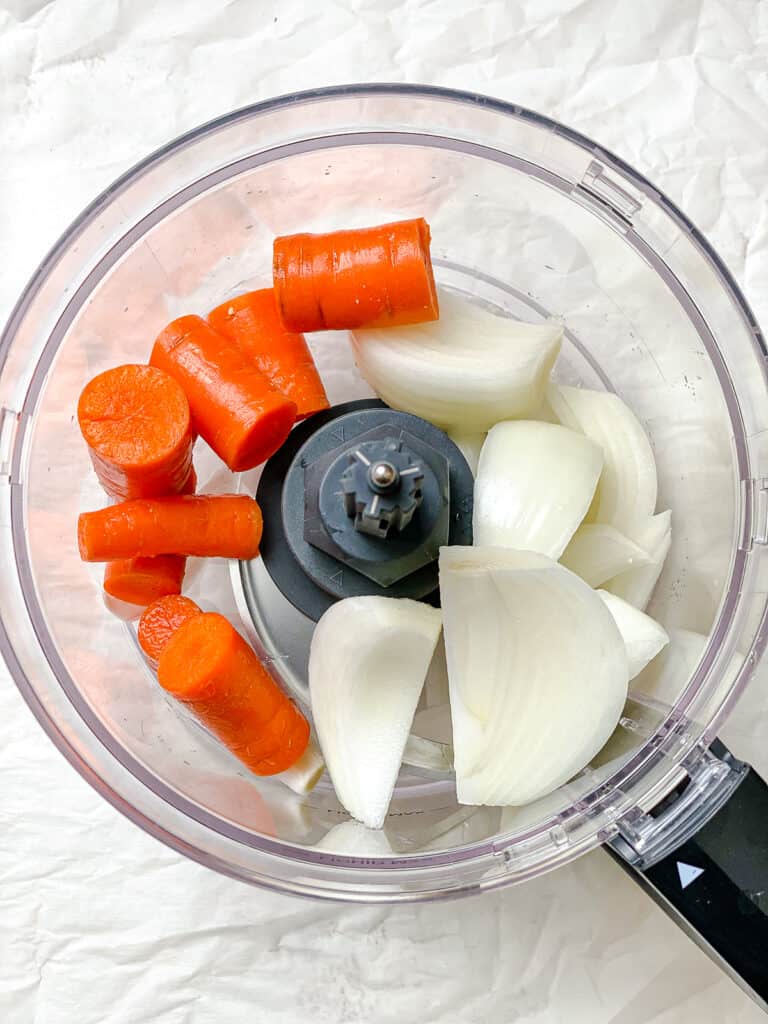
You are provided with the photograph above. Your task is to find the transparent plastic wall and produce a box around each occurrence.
[1,87,767,898]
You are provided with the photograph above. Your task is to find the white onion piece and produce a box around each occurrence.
[597,590,669,679]
[548,384,657,536]
[531,392,560,423]
[309,596,442,829]
[439,546,628,806]
[351,291,562,432]
[582,484,601,524]
[561,523,652,587]
[631,627,707,704]
[605,510,672,610]
[448,429,486,476]
[314,820,394,856]
[473,421,603,558]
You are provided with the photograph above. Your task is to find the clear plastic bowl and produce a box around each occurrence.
[2,84,767,900]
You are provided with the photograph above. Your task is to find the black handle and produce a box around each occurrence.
[607,741,768,1011]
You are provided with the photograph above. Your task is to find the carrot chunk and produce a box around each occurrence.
[272,217,439,333]
[158,612,310,775]
[138,594,202,662]
[78,495,262,562]
[104,555,186,607]
[150,315,296,472]
[78,364,194,499]
[102,467,197,607]
[208,288,329,420]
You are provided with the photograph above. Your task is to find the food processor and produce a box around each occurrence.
[1,85,766,1007]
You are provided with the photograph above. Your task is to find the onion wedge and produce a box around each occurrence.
[473,421,603,557]
[605,510,672,610]
[561,523,652,587]
[439,546,628,806]
[351,291,562,432]
[309,596,442,829]
[597,590,669,679]
[447,429,486,477]
[548,384,657,536]
[631,627,707,704]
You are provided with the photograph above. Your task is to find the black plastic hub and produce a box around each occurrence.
[338,438,426,539]
[254,399,474,621]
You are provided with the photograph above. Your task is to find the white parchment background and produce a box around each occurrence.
[2,2,768,1022]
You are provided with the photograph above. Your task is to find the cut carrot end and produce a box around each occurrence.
[226,396,297,472]
[77,514,92,561]
[417,218,440,321]
[294,401,330,422]
[103,555,186,607]
[78,364,193,499]
[138,594,202,661]
[158,612,239,700]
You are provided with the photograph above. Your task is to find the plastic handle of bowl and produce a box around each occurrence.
[607,739,768,1012]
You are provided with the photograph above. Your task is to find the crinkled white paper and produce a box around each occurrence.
[1,2,767,1022]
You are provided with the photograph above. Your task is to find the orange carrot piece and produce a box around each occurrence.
[104,555,186,607]
[78,494,262,562]
[207,289,329,420]
[158,612,310,775]
[78,364,194,499]
[150,315,297,472]
[102,467,197,607]
[272,217,439,333]
[138,594,202,662]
